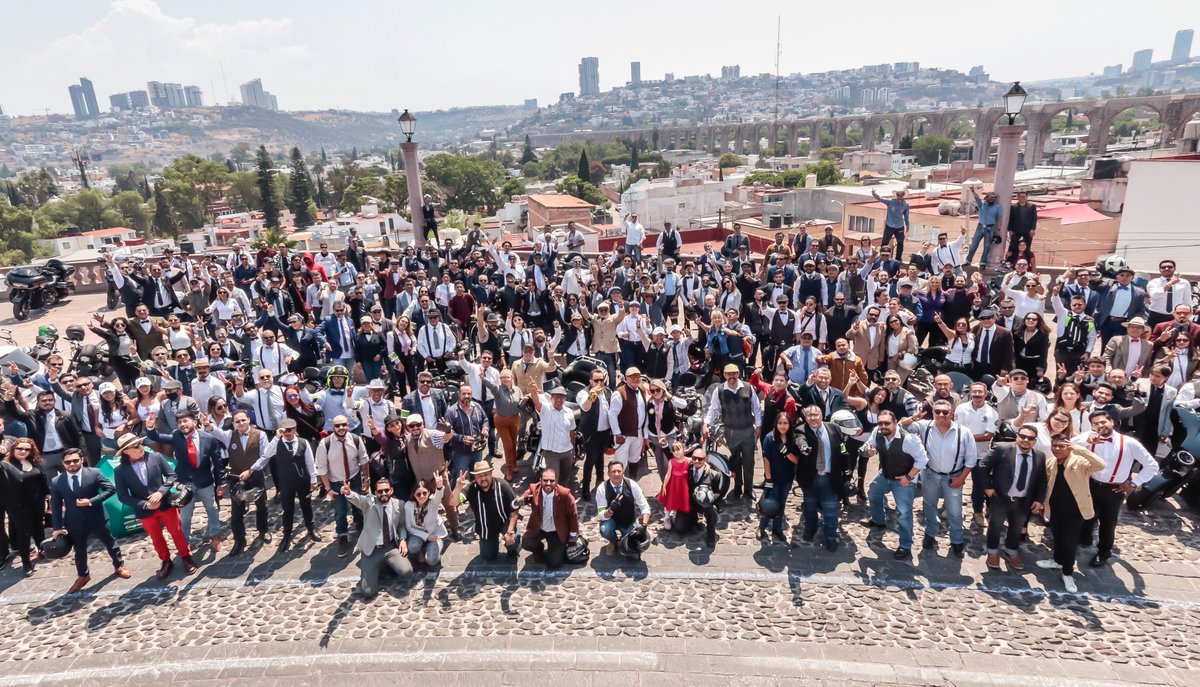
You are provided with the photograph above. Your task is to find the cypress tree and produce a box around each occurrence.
[256,145,281,228]
[152,183,175,238]
[578,149,590,181]
[289,147,314,227]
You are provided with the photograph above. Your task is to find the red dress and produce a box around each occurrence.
[658,458,691,513]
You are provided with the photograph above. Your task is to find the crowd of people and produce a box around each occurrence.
[0,201,1190,598]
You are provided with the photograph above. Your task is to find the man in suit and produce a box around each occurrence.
[49,448,132,592]
[9,389,84,478]
[112,434,198,579]
[797,406,850,551]
[127,304,168,360]
[518,467,580,569]
[146,410,226,550]
[342,477,412,599]
[848,307,887,380]
[322,301,358,369]
[971,309,1015,377]
[668,447,722,548]
[974,426,1048,571]
[282,313,324,371]
[66,377,103,467]
[1151,304,1200,353]
[1095,266,1149,348]
[130,261,185,317]
[794,367,849,421]
[400,372,450,430]
[1102,317,1155,376]
[1133,365,1177,456]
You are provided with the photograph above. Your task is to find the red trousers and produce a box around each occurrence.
[140,507,191,561]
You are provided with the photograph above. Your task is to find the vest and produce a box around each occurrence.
[1056,313,1093,353]
[719,385,754,431]
[578,388,611,436]
[275,438,311,486]
[770,310,794,345]
[874,430,915,479]
[646,397,678,436]
[660,231,680,255]
[408,430,445,482]
[796,273,823,302]
[616,385,647,436]
[997,390,1038,421]
[604,478,637,528]
[227,429,261,474]
[643,345,669,379]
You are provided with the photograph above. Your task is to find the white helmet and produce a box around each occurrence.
[830,409,863,438]
[1101,254,1128,276]
[899,353,919,370]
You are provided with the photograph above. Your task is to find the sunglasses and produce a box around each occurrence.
[376,488,394,496]
[63,458,83,465]
[1017,434,1037,441]
[933,409,951,416]
[541,479,557,484]
[333,423,349,428]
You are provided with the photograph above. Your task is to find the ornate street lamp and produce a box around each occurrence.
[1002,82,1028,126]
[397,109,417,143]
[398,108,426,246]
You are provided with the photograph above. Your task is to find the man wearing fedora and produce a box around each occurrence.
[49,448,131,593]
[452,460,521,562]
[112,433,198,579]
[1102,316,1155,377]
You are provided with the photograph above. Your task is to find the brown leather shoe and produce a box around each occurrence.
[986,554,1002,569]
[114,566,132,579]
[67,574,91,593]
[156,560,174,580]
[181,556,199,574]
[1008,553,1025,571]
[210,535,223,551]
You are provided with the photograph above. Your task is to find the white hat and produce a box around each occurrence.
[98,382,117,394]
[669,324,683,334]
[134,377,152,389]
[652,327,665,336]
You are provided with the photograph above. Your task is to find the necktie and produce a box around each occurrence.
[816,429,826,475]
[802,350,812,379]
[341,319,351,352]
[1015,453,1029,492]
[340,437,351,482]
[979,330,991,364]
[480,372,490,403]
[1167,286,1175,312]
[381,505,394,547]
[287,441,295,454]
[85,396,98,434]
[72,474,81,493]
[187,435,199,469]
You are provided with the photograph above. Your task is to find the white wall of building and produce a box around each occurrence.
[1114,158,1200,271]
[620,177,738,229]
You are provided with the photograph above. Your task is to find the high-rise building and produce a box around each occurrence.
[1131,48,1153,72]
[630,61,641,85]
[1173,29,1194,62]
[239,78,279,110]
[128,90,150,108]
[579,57,599,96]
[79,77,99,118]
[162,83,186,108]
[721,65,741,79]
[1102,64,1123,78]
[68,84,88,119]
[147,81,170,108]
[109,93,131,111]
[523,98,538,109]
[184,85,203,107]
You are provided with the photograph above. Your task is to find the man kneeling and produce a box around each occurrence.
[595,461,651,558]
[342,478,412,598]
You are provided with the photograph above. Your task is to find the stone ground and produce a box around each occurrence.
[2,293,1200,684]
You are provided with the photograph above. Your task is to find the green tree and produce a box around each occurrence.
[520,136,537,164]
[718,153,744,168]
[948,120,975,140]
[288,147,315,227]
[0,164,12,179]
[499,177,526,201]
[912,135,953,166]
[422,154,505,212]
[259,226,297,250]
[1067,147,1088,166]
[341,176,383,213]
[0,202,44,264]
[255,145,280,229]
[654,160,671,178]
[152,183,176,238]
[379,174,408,215]
[578,149,590,181]
[160,155,230,229]
[229,142,252,171]
[898,134,915,149]
[14,170,57,207]
[227,172,261,213]
[111,191,152,233]
[555,175,606,206]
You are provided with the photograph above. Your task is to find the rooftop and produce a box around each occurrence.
[76,227,134,237]
[526,194,595,209]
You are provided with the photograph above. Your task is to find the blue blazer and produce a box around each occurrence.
[50,467,115,533]
[1096,282,1148,328]
[322,316,356,359]
[147,428,226,489]
[114,452,178,520]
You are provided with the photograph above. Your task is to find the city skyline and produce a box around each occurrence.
[4,0,1197,116]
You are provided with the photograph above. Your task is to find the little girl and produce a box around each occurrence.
[657,442,691,529]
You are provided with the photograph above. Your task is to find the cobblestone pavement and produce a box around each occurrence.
[4,294,1200,684]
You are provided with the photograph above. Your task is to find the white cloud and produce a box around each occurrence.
[17,0,310,111]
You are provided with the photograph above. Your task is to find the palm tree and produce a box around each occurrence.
[258,226,297,251]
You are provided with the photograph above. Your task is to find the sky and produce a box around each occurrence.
[3,0,1194,116]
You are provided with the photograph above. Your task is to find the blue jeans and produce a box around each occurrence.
[448,451,480,487]
[600,517,636,544]
[868,473,917,550]
[334,357,355,370]
[330,474,364,537]
[921,469,965,545]
[801,474,839,542]
[406,535,441,566]
[360,360,382,384]
[760,475,793,532]
[597,352,618,386]
[626,243,643,263]
[618,340,642,373]
[965,224,994,266]
[180,482,221,539]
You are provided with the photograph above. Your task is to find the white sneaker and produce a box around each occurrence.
[1062,574,1078,593]
[1035,559,1062,570]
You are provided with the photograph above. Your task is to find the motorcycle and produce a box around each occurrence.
[4,259,75,321]
[1127,406,1200,511]
[64,324,111,379]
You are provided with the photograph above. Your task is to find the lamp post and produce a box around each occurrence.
[988,82,1027,271]
[397,109,427,248]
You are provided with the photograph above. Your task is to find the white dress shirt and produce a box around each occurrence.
[1072,431,1160,487]
[911,420,978,474]
[537,395,576,453]
[955,401,999,455]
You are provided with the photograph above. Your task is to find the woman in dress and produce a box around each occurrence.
[163,313,200,356]
[934,314,975,373]
[1052,383,1088,434]
[404,476,447,568]
[1013,312,1051,378]
[657,442,691,530]
[0,438,50,576]
[759,413,802,542]
[389,315,419,396]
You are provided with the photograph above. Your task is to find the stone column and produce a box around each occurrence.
[810,122,822,159]
[863,121,876,151]
[989,124,1024,270]
[787,124,799,157]
[400,141,426,248]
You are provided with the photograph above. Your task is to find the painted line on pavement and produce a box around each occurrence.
[0,566,1190,610]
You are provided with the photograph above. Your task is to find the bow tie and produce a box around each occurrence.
[1117,285,1130,291]
[421,394,430,400]
[1092,437,1113,444]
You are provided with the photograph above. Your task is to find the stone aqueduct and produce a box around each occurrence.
[525,94,1200,163]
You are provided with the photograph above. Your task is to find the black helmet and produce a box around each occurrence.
[327,365,350,386]
[756,489,782,520]
[168,484,195,508]
[692,484,715,508]
[230,481,265,505]
[617,524,651,557]
[65,324,86,342]
[40,533,71,560]
[444,360,467,383]
[564,535,591,564]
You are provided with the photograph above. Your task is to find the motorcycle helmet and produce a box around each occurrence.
[899,353,919,370]
[168,484,195,508]
[65,324,86,342]
[38,324,59,338]
[617,525,651,557]
[40,533,71,560]
[994,422,1018,443]
[444,360,467,383]
[1099,254,1128,277]
[693,484,716,508]
[564,535,591,564]
[326,365,350,387]
[756,491,782,520]
[830,409,863,438]
[230,481,265,505]
[918,346,947,364]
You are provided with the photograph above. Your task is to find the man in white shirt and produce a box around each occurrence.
[416,309,457,374]
[1073,412,1159,568]
[562,256,592,296]
[530,385,577,488]
[313,244,338,277]
[701,365,763,499]
[860,409,929,559]
[251,330,297,378]
[911,399,977,557]
[315,414,371,558]
[927,227,967,274]
[189,358,227,414]
[234,369,285,434]
[1146,259,1193,328]
[955,382,1000,527]
[623,213,646,263]
[356,379,395,440]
